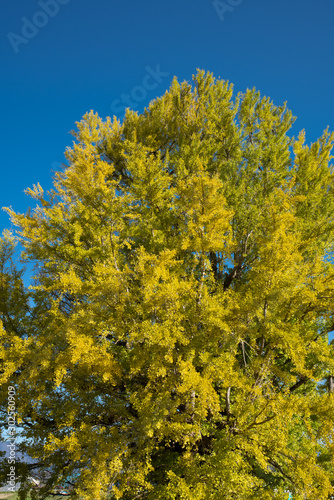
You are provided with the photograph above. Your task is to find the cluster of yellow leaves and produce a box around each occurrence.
[1,71,334,499]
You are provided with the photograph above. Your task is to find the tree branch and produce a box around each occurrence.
[289,375,308,392]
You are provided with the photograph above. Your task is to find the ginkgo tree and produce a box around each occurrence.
[1,70,334,500]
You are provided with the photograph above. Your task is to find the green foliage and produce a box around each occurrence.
[1,71,334,499]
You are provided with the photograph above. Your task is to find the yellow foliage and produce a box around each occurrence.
[1,71,334,499]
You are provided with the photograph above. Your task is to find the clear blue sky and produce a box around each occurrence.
[1,0,334,230]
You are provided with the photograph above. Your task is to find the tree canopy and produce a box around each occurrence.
[1,70,334,499]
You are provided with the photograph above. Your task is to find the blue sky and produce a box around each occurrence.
[1,0,334,232]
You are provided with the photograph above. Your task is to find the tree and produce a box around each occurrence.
[1,70,334,499]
